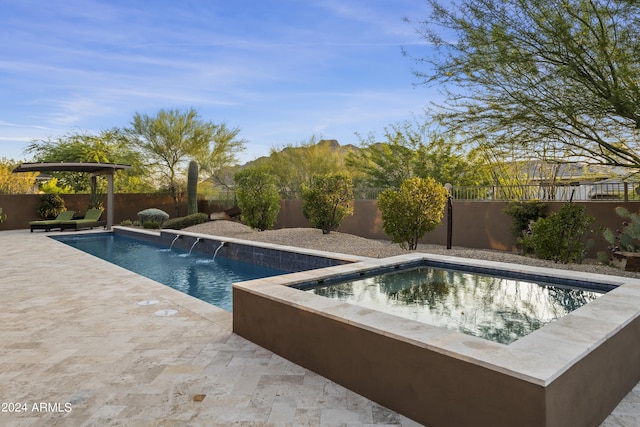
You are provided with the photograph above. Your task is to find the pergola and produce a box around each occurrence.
[13,162,132,230]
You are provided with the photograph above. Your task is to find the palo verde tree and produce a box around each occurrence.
[263,136,351,196]
[0,158,39,194]
[128,108,217,216]
[407,0,640,169]
[346,121,424,189]
[197,122,246,187]
[25,129,151,194]
[346,119,489,189]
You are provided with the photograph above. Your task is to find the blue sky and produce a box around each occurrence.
[1,0,437,163]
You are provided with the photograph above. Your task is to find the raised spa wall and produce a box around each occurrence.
[233,253,640,427]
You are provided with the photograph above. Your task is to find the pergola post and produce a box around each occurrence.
[107,172,114,230]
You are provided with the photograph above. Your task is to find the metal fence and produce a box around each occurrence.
[219,188,389,200]
[451,182,639,201]
[206,182,640,202]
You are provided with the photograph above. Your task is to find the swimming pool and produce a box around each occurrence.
[305,265,604,344]
[53,233,286,311]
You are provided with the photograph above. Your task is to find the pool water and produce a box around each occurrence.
[54,233,286,312]
[307,266,605,344]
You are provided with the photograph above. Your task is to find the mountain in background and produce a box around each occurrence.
[239,139,358,170]
[211,139,360,188]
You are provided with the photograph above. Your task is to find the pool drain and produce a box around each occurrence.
[137,300,160,306]
[154,309,178,317]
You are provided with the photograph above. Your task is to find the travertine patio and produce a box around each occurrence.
[0,229,638,426]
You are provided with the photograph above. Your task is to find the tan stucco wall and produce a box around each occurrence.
[0,194,184,230]
[275,199,639,256]
[1,194,637,256]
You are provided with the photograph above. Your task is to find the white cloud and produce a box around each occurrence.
[0,0,440,163]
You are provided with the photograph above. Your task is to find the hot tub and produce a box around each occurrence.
[233,252,640,427]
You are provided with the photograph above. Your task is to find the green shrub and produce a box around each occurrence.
[503,201,547,236]
[36,193,65,219]
[120,219,134,226]
[137,208,170,226]
[378,177,448,250]
[142,221,161,229]
[235,167,281,231]
[522,203,594,264]
[162,213,209,230]
[302,173,354,234]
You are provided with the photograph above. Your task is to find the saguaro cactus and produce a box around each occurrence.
[187,160,199,215]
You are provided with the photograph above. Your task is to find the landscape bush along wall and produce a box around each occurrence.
[276,200,640,257]
[0,193,637,258]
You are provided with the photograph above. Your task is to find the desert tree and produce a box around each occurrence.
[128,108,217,216]
[25,129,151,194]
[263,136,351,196]
[197,122,246,188]
[346,119,489,188]
[406,0,640,168]
[0,158,39,194]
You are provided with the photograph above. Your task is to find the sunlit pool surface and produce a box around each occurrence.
[307,266,606,344]
[54,233,287,312]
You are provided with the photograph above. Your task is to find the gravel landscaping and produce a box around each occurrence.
[184,220,640,278]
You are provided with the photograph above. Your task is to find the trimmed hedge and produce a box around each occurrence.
[138,208,170,226]
[161,213,209,230]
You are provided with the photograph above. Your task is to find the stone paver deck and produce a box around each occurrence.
[0,229,638,426]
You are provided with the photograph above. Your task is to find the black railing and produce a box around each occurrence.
[206,182,639,202]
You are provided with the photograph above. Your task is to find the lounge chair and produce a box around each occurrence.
[29,210,75,232]
[60,208,106,231]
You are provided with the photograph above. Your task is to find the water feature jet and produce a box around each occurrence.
[213,241,226,260]
[188,237,202,255]
[169,235,181,251]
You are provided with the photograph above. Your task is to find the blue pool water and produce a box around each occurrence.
[307,266,607,344]
[53,233,287,312]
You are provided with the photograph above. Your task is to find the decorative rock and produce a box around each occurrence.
[209,212,232,221]
[611,251,640,272]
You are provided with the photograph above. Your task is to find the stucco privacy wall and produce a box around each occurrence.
[0,194,228,231]
[277,199,640,256]
[0,193,637,255]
